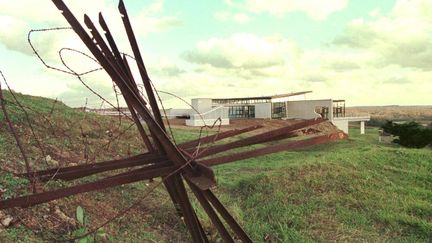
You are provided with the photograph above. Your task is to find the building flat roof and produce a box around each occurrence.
[212,91,312,101]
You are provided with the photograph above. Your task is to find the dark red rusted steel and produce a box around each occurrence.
[20,125,263,182]
[38,155,165,181]
[203,189,253,243]
[187,180,234,243]
[53,1,213,190]
[0,164,175,209]
[200,132,348,166]
[21,153,163,178]
[85,10,209,233]
[179,125,263,149]
[118,0,166,131]
[0,1,349,242]
[86,7,214,240]
[172,175,209,242]
[196,118,325,158]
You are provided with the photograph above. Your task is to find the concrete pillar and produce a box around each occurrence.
[360,121,365,134]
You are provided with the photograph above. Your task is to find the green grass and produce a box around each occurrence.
[184,127,432,242]
[0,90,146,170]
[1,92,431,242]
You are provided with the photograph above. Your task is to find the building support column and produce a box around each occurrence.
[360,121,365,134]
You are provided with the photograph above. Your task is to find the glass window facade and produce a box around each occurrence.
[272,102,286,119]
[228,106,255,118]
[333,100,346,118]
[315,106,329,119]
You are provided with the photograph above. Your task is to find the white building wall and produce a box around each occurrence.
[255,103,272,118]
[191,98,213,114]
[332,116,370,134]
[185,118,230,126]
[186,106,229,127]
[332,119,349,134]
[286,99,333,120]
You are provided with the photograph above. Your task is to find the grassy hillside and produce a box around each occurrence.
[0,90,146,171]
[0,92,431,242]
[210,128,431,242]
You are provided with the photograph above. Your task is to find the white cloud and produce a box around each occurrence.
[240,0,348,20]
[182,33,296,70]
[0,0,183,107]
[1,0,431,108]
[333,0,432,70]
[0,16,30,55]
[0,0,182,57]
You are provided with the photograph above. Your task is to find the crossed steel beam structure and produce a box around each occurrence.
[0,1,348,242]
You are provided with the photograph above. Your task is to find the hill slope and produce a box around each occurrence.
[0,92,431,242]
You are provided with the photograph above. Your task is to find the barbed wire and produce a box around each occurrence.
[0,70,37,192]
[0,22,229,242]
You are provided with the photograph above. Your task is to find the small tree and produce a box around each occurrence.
[382,121,432,148]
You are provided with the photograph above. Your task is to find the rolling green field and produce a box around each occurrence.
[171,127,432,242]
[0,92,431,242]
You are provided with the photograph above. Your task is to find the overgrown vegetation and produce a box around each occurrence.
[0,92,431,242]
[72,206,110,243]
[382,121,432,148]
[0,173,29,199]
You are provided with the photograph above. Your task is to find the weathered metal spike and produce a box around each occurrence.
[187,180,234,243]
[204,190,253,242]
[197,118,325,158]
[172,176,209,243]
[179,125,263,149]
[0,2,352,242]
[94,13,155,152]
[199,132,348,166]
[117,0,166,130]
[21,153,151,177]
[0,165,175,209]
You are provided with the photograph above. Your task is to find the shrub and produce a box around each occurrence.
[382,121,432,148]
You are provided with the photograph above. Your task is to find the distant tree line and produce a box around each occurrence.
[382,121,432,148]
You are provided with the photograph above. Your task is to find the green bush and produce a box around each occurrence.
[382,121,432,148]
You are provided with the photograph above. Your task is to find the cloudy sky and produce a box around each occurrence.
[0,0,431,108]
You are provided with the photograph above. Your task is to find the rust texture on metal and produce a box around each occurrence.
[0,1,348,242]
[200,132,348,166]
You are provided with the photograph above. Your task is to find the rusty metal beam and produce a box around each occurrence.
[21,153,162,177]
[173,175,209,243]
[0,164,175,209]
[0,2,351,242]
[118,0,165,131]
[52,1,214,189]
[203,190,252,242]
[179,125,263,150]
[39,155,165,181]
[199,132,348,166]
[21,124,259,181]
[21,120,315,182]
[196,118,325,158]
[187,180,234,243]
